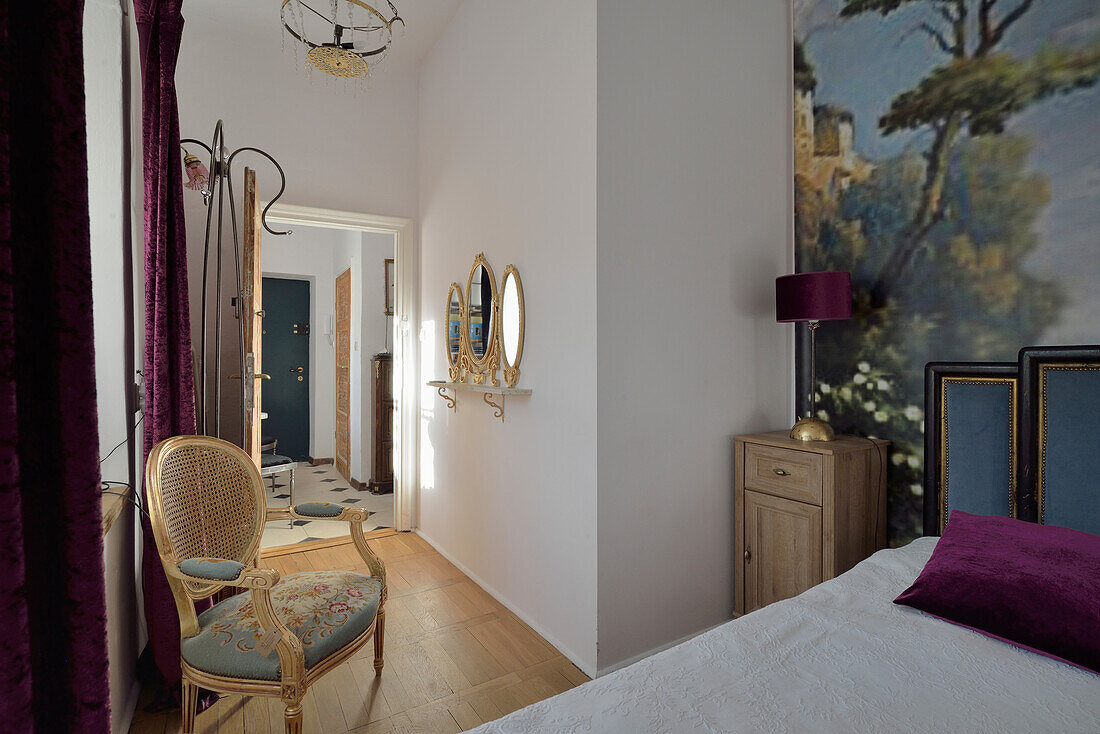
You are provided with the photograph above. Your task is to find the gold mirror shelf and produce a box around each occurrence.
[427,381,531,422]
[429,253,529,421]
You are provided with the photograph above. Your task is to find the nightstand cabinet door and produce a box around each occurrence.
[744,490,822,613]
[733,431,889,617]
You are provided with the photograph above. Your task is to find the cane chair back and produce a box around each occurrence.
[146,435,266,600]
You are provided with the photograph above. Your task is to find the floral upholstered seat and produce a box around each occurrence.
[181,570,382,680]
[147,435,387,732]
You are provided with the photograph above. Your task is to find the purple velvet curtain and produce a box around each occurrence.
[135,0,198,696]
[0,1,112,732]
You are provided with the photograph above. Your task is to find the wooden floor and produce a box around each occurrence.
[130,532,588,733]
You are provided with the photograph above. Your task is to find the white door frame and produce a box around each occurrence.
[263,202,418,531]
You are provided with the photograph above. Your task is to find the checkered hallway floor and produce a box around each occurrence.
[260,463,394,549]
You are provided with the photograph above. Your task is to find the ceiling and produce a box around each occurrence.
[181,0,463,75]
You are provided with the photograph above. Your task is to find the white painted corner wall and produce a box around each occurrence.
[416,0,792,677]
[417,0,599,675]
[594,0,793,672]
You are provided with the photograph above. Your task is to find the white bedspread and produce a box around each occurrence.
[472,537,1099,733]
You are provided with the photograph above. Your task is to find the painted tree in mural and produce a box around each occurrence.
[794,0,1100,542]
[839,0,1100,299]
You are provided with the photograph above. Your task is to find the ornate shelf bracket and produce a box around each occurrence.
[483,392,505,422]
[426,381,529,423]
[436,385,456,412]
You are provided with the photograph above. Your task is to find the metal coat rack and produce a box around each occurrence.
[182,120,290,443]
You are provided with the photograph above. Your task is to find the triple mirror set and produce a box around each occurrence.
[431,253,529,420]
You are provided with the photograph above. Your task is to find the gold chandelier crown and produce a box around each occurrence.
[281,0,404,81]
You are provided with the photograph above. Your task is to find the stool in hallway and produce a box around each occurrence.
[260,453,297,528]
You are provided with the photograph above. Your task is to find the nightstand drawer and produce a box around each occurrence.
[744,443,823,505]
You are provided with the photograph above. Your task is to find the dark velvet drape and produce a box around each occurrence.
[135,0,198,694]
[0,1,112,732]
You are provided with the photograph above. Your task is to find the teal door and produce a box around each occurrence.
[262,277,310,461]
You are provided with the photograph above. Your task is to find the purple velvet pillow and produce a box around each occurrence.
[895,511,1100,674]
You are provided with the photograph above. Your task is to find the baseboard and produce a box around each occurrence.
[594,621,725,678]
[308,456,334,466]
[113,679,141,734]
[414,529,596,678]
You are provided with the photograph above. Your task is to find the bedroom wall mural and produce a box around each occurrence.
[792,1,1100,544]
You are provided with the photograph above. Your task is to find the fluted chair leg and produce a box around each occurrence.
[374,610,386,675]
[284,702,304,734]
[181,677,198,733]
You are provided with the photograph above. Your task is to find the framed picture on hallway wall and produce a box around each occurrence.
[792,0,1100,546]
[384,257,395,316]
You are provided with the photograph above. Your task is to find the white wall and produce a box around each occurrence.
[85,1,144,731]
[359,232,396,480]
[418,0,599,675]
[175,3,418,217]
[175,2,419,445]
[595,0,793,672]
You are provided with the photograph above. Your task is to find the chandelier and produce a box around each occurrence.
[281,0,404,81]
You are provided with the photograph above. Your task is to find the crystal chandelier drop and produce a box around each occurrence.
[281,0,404,82]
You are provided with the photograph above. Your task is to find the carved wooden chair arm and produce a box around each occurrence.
[164,561,305,675]
[275,504,388,605]
[265,503,363,523]
[288,502,368,522]
[168,557,279,588]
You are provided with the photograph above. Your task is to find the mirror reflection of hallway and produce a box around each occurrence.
[257,222,397,549]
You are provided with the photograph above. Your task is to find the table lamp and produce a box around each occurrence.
[776,271,852,441]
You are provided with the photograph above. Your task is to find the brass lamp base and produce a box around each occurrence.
[789,416,836,442]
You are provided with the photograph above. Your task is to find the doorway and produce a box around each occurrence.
[263,204,417,536]
[255,207,415,549]
[262,277,311,461]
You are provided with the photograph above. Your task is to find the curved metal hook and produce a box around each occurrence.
[194,120,224,205]
[179,138,212,155]
[226,146,292,236]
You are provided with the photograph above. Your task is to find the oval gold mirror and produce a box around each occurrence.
[445,282,464,379]
[464,254,497,372]
[499,265,524,387]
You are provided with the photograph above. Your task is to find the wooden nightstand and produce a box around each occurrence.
[733,431,889,616]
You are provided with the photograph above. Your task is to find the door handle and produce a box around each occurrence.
[744,546,751,563]
[772,468,790,476]
[290,367,304,373]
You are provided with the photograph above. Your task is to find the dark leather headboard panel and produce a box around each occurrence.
[924,363,1018,536]
[1019,346,1100,535]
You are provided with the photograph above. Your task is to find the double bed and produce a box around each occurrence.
[474,538,1097,733]
[473,346,1100,733]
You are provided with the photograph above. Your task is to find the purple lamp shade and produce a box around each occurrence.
[776,271,852,322]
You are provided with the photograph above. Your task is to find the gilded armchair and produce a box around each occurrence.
[145,435,387,734]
